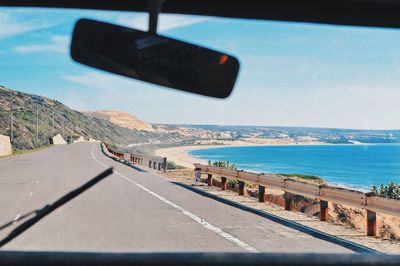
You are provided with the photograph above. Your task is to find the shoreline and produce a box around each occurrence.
[154,140,329,169]
[155,145,218,168]
[154,142,381,191]
[155,141,390,169]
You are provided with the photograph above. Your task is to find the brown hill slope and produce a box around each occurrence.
[89,110,155,132]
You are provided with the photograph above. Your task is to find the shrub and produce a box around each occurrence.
[167,161,177,170]
[371,180,400,199]
[278,173,323,182]
[228,179,238,188]
[208,160,237,170]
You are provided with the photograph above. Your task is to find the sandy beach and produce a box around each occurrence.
[155,145,213,168]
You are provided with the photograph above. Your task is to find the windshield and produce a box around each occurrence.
[0,7,399,254]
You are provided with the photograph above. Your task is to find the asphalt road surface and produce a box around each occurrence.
[0,143,355,253]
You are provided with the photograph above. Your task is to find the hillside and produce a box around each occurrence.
[86,110,155,132]
[0,85,185,151]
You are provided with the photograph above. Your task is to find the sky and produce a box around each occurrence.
[1,7,400,130]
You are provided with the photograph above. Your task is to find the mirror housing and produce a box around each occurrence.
[70,19,239,98]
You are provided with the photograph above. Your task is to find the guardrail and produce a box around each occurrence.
[194,163,400,237]
[104,143,167,172]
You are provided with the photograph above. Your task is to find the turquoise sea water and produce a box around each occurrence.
[189,144,400,191]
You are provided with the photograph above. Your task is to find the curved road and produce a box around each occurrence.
[0,143,354,253]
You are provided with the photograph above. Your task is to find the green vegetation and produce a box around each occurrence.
[12,145,53,155]
[371,181,400,199]
[278,173,323,182]
[167,161,177,170]
[228,179,239,188]
[208,141,225,145]
[208,160,237,170]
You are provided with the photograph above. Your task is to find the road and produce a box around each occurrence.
[0,142,354,253]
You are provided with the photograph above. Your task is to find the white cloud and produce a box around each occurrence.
[62,71,136,91]
[116,14,207,32]
[0,11,53,39]
[13,35,70,54]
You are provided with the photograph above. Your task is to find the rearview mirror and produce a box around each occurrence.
[70,19,239,98]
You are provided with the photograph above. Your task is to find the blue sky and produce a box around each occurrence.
[2,7,400,129]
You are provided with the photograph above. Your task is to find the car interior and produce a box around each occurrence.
[1,0,400,265]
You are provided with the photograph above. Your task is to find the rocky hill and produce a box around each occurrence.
[86,110,155,132]
[0,85,185,151]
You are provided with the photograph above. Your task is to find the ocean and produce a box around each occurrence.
[189,144,400,191]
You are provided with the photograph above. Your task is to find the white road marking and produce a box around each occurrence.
[90,144,258,252]
[13,214,21,223]
[29,191,34,197]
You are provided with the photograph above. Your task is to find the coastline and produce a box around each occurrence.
[154,140,385,170]
[154,140,326,169]
[154,141,384,191]
[155,145,218,168]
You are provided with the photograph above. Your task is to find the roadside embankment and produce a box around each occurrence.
[156,167,400,253]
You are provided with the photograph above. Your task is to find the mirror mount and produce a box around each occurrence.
[147,0,164,34]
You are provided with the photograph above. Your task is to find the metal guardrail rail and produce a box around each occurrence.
[104,143,167,172]
[194,163,400,237]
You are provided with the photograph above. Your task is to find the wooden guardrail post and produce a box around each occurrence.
[320,200,329,221]
[238,181,245,195]
[284,192,293,211]
[259,185,265,202]
[366,210,377,236]
[221,177,227,190]
[207,174,212,186]
[123,153,130,161]
[163,157,167,173]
